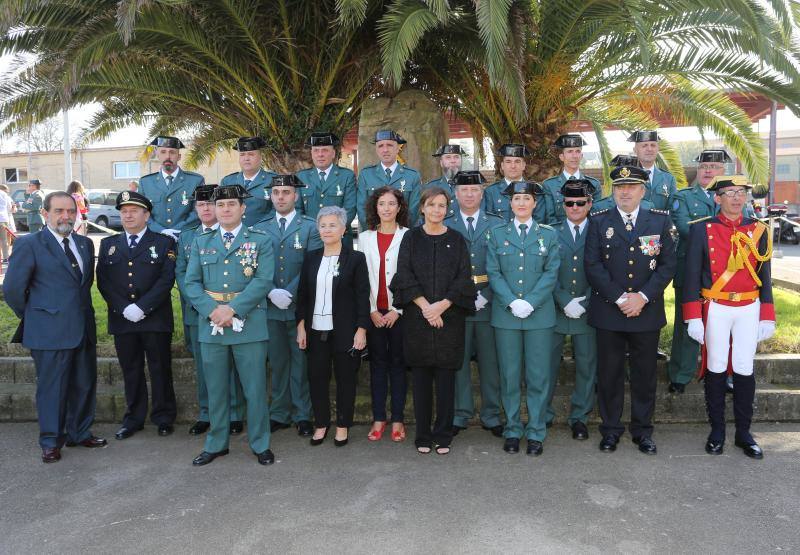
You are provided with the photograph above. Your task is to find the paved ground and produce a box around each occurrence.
[1,422,798,553]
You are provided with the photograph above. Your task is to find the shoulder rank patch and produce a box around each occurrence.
[650,208,670,215]
[591,208,610,216]
[167,250,176,261]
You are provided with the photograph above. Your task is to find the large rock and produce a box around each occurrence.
[358,90,447,183]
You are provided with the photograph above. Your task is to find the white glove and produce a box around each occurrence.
[232,317,245,333]
[122,303,145,322]
[509,299,534,319]
[757,320,776,342]
[563,297,586,319]
[687,319,705,345]
[268,288,293,310]
[475,291,489,311]
[210,321,224,335]
[160,228,181,241]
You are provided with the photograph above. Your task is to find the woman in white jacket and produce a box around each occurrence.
[361,186,410,442]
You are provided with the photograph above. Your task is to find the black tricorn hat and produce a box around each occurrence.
[611,165,648,185]
[610,154,640,167]
[149,136,185,149]
[502,180,544,197]
[371,130,406,145]
[233,136,267,152]
[553,134,587,149]
[433,144,465,157]
[192,184,218,202]
[694,149,732,164]
[497,143,532,158]
[453,170,486,186]
[268,174,305,189]
[560,177,596,198]
[115,190,153,211]
[306,132,340,147]
[29,178,41,185]
[627,130,660,143]
[706,175,752,192]
[212,184,253,201]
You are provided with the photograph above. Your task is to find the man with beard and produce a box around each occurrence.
[221,136,277,225]
[138,136,205,240]
[412,144,466,221]
[4,192,106,463]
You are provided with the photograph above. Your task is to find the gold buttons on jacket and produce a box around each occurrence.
[629,260,634,265]
[629,246,634,252]
[128,262,133,266]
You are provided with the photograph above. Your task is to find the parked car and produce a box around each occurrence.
[12,188,57,231]
[86,189,123,231]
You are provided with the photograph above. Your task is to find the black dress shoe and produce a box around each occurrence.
[188,421,210,435]
[334,432,349,447]
[296,421,313,437]
[256,449,275,465]
[668,382,686,394]
[705,439,724,455]
[229,421,244,435]
[115,426,142,440]
[570,422,589,440]
[270,420,290,433]
[158,424,174,436]
[503,438,520,453]
[310,427,329,446]
[526,440,543,456]
[66,435,108,448]
[735,439,764,459]
[452,425,466,437]
[482,424,504,438]
[42,447,61,463]
[599,435,618,452]
[633,436,657,455]
[192,449,229,466]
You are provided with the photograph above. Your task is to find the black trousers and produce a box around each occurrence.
[412,366,455,448]
[595,328,659,439]
[307,329,359,428]
[114,331,176,428]
[367,311,407,422]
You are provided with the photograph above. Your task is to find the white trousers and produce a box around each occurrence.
[705,300,759,376]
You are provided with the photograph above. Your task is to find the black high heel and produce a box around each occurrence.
[334,428,349,447]
[310,427,328,446]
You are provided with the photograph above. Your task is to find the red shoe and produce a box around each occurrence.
[367,422,386,441]
[391,423,406,442]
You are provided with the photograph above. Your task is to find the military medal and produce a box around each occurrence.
[399,180,406,192]
[639,235,662,256]
[662,184,668,195]
[181,190,189,206]
[237,242,259,276]
[625,223,633,232]
[649,259,657,270]
[538,237,547,255]
[149,245,158,259]
[293,232,302,249]
[336,183,343,196]
[108,245,116,256]
[264,188,269,200]
[606,227,614,239]
[243,266,254,277]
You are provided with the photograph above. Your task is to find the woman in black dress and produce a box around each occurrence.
[390,187,476,454]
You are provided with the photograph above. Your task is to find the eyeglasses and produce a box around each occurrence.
[717,189,748,198]
[564,200,588,207]
[698,164,725,171]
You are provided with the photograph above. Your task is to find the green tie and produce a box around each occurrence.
[466,216,475,241]
[165,174,173,188]
[385,167,392,181]
[279,217,286,234]
[573,224,580,242]
[319,171,326,184]
[519,223,528,242]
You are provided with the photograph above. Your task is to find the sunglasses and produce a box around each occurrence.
[564,200,588,207]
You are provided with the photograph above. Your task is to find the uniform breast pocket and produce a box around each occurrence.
[199,253,219,281]
[322,191,344,205]
[524,247,545,271]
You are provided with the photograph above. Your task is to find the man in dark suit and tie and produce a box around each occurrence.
[584,165,676,455]
[96,191,178,440]
[3,192,106,463]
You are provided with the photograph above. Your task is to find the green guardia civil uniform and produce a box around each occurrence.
[537,172,602,225]
[482,179,519,222]
[183,225,275,455]
[546,220,597,426]
[253,212,321,426]
[139,168,204,232]
[642,166,677,211]
[296,165,356,246]
[486,220,560,441]
[356,163,421,231]
[220,169,277,225]
[446,210,505,429]
[668,182,716,385]
[176,224,244,423]
[21,189,45,231]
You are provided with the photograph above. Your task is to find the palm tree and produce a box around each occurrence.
[0,0,385,171]
[342,0,800,189]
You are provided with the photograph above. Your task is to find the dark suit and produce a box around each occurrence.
[296,246,370,427]
[3,229,97,449]
[96,229,178,428]
[584,207,676,439]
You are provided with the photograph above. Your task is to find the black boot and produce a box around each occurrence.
[703,372,727,454]
[732,373,756,444]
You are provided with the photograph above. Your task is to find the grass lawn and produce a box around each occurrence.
[0,283,797,354]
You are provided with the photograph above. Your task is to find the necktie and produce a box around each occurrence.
[647,169,653,182]
[319,171,326,184]
[166,174,173,188]
[279,217,286,234]
[573,224,580,241]
[519,223,528,242]
[625,214,634,231]
[385,167,392,181]
[129,234,138,249]
[466,216,475,241]
[62,237,83,280]
[568,175,575,181]
[223,231,234,249]
[204,227,213,233]
[244,179,252,188]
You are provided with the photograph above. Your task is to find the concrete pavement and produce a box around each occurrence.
[1,422,799,553]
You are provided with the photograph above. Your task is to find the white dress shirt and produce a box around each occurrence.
[316,165,334,181]
[569,218,588,240]
[220,223,243,242]
[380,161,399,178]
[47,227,84,274]
[312,255,339,330]
[161,167,182,183]
[513,217,533,237]
[642,165,655,182]
[461,210,480,231]
[125,227,148,248]
[616,206,640,227]
[562,170,582,180]
[276,210,296,230]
